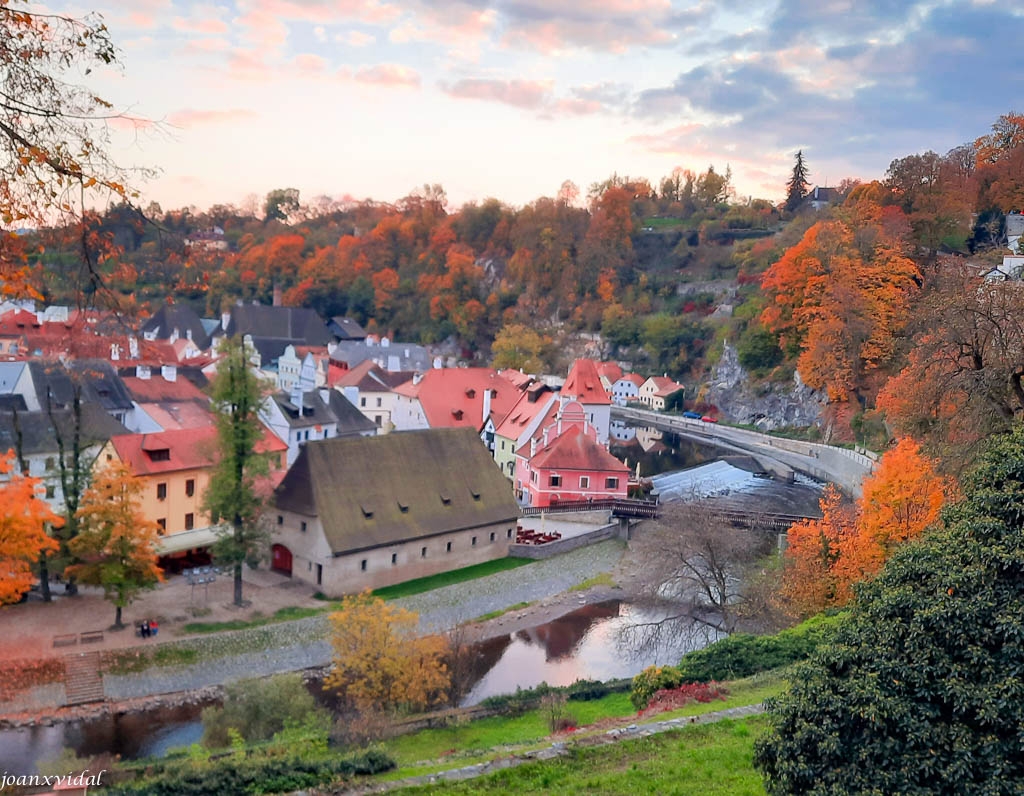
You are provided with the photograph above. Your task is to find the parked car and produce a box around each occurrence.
[701,415,718,423]
[682,410,702,420]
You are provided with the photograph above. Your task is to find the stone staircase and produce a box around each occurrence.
[64,651,105,705]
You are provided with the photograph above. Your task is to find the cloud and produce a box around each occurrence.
[351,63,422,87]
[167,109,260,128]
[172,16,229,35]
[336,30,376,46]
[441,78,554,110]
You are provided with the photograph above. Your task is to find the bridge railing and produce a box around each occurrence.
[520,497,659,518]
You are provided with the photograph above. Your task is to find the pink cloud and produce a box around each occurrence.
[183,37,232,54]
[172,17,229,35]
[352,63,421,88]
[237,0,399,27]
[167,109,260,128]
[441,78,553,110]
[225,48,273,81]
[293,53,328,74]
[337,30,376,47]
[107,116,158,132]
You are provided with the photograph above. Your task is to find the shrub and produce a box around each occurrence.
[676,613,845,683]
[201,673,330,748]
[540,693,576,733]
[330,708,395,749]
[630,666,684,710]
[566,679,609,702]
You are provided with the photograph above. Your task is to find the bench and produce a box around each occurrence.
[79,630,104,644]
[52,634,78,648]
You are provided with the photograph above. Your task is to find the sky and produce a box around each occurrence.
[50,0,1024,212]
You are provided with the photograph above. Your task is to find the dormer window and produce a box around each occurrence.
[451,409,464,421]
[360,505,374,519]
[148,449,171,462]
[440,494,452,506]
[469,489,481,501]
[397,501,409,513]
[466,388,476,399]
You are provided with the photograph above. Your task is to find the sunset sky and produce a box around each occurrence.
[54,0,1024,212]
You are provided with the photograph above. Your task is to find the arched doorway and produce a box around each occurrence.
[271,544,293,576]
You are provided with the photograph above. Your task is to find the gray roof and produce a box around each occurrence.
[0,403,128,456]
[325,390,377,436]
[141,304,211,350]
[0,362,28,394]
[328,316,366,340]
[29,361,133,412]
[274,427,520,555]
[220,305,332,348]
[1007,213,1024,237]
[271,389,375,436]
[330,340,432,373]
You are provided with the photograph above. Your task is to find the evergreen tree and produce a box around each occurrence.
[205,336,270,606]
[784,150,810,213]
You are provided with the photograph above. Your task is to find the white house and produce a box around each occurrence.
[610,373,645,407]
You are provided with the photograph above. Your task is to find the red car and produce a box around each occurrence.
[701,415,718,423]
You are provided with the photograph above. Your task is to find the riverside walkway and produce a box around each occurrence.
[613,406,877,496]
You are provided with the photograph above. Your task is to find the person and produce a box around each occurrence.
[141,620,150,638]
[149,618,159,637]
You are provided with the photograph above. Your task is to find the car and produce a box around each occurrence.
[700,415,718,423]
[682,410,702,420]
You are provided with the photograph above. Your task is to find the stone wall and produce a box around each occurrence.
[509,523,621,560]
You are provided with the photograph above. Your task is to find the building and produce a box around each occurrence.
[327,316,366,341]
[270,427,520,594]
[214,303,333,368]
[1007,212,1024,253]
[561,359,612,444]
[141,304,211,351]
[806,186,838,211]
[329,336,433,373]
[638,375,685,411]
[261,387,376,466]
[492,382,559,479]
[333,359,414,431]
[610,373,645,407]
[120,366,215,433]
[518,420,629,509]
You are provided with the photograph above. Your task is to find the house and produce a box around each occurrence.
[333,359,415,431]
[806,186,838,211]
[492,382,559,479]
[984,256,1024,282]
[0,404,128,512]
[103,424,287,566]
[1007,212,1024,253]
[261,387,376,466]
[329,336,434,373]
[270,427,520,594]
[561,359,612,444]
[596,362,623,391]
[214,303,333,368]
[517,418,629,509]
[121,366,215,433]
[0,362,39,410]
[141,303,211,351]
[639,375,685,411]
[391,367,524,450]
[327,316,367,341]
[184,226,228,251]
[610,373,645,407]
[29,361,135,425]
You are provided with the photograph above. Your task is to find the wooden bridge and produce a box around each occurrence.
[521,499,815,529]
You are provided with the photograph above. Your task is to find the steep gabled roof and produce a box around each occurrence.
[29,360,134,412]
[112,427,220,475]
[399,368,524,431]
[122,374,209,404]
[494,386,556,440]
[0,403,128,456]
[274,427,519,554]
[333,359,413,391]
[596,362,623,383]
[325,390,377,436]
[141,304,211,350]
[529,425,629,474]
[224,305,332,345]
[328,316,366,340]
[562,359,611,405]
[616,373,646,388]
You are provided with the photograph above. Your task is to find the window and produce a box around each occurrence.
[185,479,195,497]
[45,485,55,499]
[375,416,382,426]
[156,483,167,500]
[156,518,166,533]
[530,471,538,483]
[106,453,113,462]
[149,448,170,462]
[605,477,619,489]
[507,528,513,539]
[549,474,562,487]
[316,564,323,586]
[446,541,452,553]
[360,559,367,571]
[421,546,427,558]
[360,397,366,407]
[300,521,307,532]
[580,476,590,489]
[45,457,55,471]
[184,513,194,531]
[472,536,477,547]
[277,515,284,525]
[391,553,397,565]
[376,397,382,407]
[490,532,496,542]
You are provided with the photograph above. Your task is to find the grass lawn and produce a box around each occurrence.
[181,605,326,634]
[372,558,534,600]
[393,716,769,794]
[568,572,616,592]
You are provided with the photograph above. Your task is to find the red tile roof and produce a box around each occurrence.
[618,373,646,387]
[112,423,286,475]
[497,369,535,389]
[563,359,611,405]
[529,425,629,473]
[394,368,524,430]
[596,362,623,382]
[122,374,209,403]
[494,387,557,440]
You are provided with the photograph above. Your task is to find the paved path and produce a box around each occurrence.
[103,541,627,701]
[333,703,767,794]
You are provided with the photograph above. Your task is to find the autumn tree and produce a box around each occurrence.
[263,188,300,224]
[66,462,162,628]
[205,336,271,607]
[784,151,809,213]
[1,0,147,299]
[0,452,60,604]
[325,591,450,714]
[490,323,549,373]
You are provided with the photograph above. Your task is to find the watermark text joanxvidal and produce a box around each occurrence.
[1,769,105,790]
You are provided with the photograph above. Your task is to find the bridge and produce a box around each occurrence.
[520,497,659,519]
[612,406,877,496]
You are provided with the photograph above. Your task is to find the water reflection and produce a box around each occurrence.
[610,424,723,478]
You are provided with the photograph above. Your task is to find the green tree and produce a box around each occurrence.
[204,336,270,607]
[491,323,549,373]
[263,187,300,223]
[755,424,1024,794]
[784,150,810,213]
[66,462,163,628]
[202,673,329,748]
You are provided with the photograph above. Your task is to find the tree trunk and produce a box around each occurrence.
[39,556,51,602]
[234,562,243,606]
[114,604,123,629]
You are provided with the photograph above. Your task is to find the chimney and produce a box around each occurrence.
[129,336,140,359]
[273,282,282,307]
[412,372,423,386]
[110,342,120,361]
[221,312,230,332]
[290,384,304,414]
[137,364,151,380]
[186,328,193,342]
[169,327,179,344]
[318,387,330,406]
[433,356,443,369]
[482,385,492,426]
[381,336,390,348]
[161,364,177,382]
[530,437,537,457]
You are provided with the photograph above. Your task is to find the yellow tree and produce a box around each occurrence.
[66,462,163,628]
[0,451,60,605]
[325,591,449,714]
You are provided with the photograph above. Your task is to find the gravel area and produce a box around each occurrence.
[101,541,627,700]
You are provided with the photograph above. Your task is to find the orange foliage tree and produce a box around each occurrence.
[782,439,952,615]
[0,452,60,605]
[66,462,163,628]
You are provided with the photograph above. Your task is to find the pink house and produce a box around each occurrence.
[516,403,629,508]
